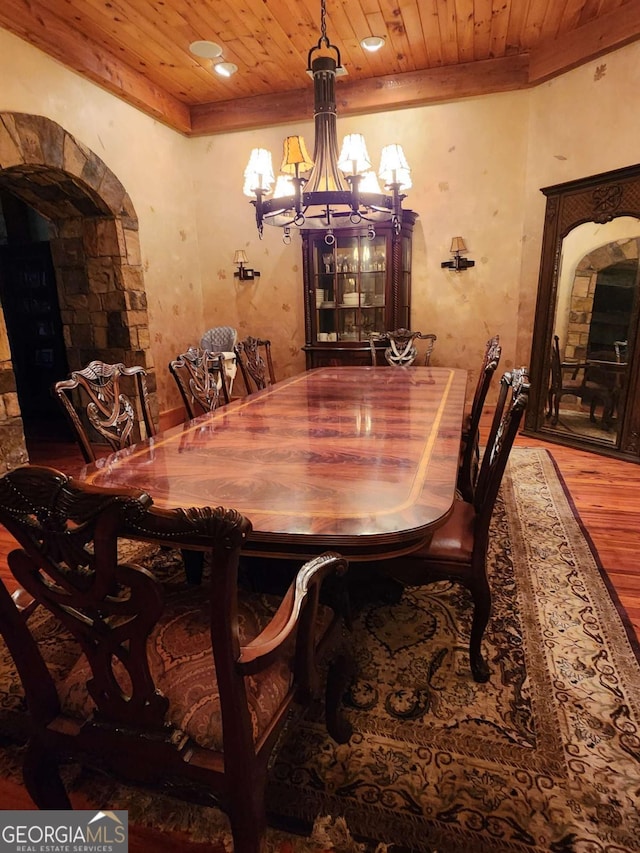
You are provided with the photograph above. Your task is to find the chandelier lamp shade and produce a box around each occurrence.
[243,0,411,243]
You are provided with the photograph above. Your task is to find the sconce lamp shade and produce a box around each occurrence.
[233,248,260,280]
[243,148,275,196]
[441,236,475,271]
[337,134,372,176]
[378,144,412,190]
[281,136,314,176]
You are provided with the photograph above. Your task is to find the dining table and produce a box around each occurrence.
[81,366,467,562]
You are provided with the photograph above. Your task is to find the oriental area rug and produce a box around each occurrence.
[0,447,639,852]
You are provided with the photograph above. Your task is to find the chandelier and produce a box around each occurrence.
[243,0,412,244]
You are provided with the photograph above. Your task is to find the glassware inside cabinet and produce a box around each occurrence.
[303,211,416,367]
[314,243,335,306]
[316,302,337,341]
[322,252,334,274]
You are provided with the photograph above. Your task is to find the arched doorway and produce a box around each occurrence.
[0,112,156,473]
[551,238,639,446]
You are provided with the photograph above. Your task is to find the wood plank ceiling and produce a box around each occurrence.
[1,0,639,136]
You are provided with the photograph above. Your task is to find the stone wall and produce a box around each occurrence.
[0,112,155,473]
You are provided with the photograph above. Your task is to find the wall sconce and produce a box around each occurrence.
[233,249,260,281]
[441,236,475,272]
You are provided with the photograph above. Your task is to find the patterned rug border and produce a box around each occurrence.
[518,447,640,716]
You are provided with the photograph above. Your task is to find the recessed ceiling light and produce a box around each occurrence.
[361,36,385,52]
[214,62,238,78]
[189,40,223,59]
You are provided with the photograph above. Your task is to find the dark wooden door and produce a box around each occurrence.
[0,243,69,424]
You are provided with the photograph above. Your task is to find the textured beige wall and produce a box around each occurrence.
[191,91,530,394]
[2,26,640,416]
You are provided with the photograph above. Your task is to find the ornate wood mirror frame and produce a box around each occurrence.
[524,164,640,461]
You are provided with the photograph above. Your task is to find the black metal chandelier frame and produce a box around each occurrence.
[248,0,409,244]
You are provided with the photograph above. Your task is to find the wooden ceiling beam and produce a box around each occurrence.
[3,0,640,137]
[528,3,640,82]
[190,54,530,135]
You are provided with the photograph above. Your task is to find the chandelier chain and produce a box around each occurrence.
[320,0,327,44]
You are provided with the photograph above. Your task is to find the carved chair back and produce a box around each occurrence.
[200,326,238,353]
[546,335,589,426]
[0,465,350,853]
[169,346,230,420]
[200,326,239,394]
[235,336,276,393]
[369,329,437,367]
[614,340,628,363]
[457,334,502,501]
[53,361,156,464]
[474,367,530,518]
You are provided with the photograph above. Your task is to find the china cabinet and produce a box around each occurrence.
[301,213,417,367]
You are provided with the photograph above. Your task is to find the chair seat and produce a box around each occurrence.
[413,499,475,564]
[59,589,334,751]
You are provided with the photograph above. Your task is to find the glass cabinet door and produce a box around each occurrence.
[302,211,416,367]
[313,234,387,343]
[398,231,412,331]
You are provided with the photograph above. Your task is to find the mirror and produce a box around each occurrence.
[525,165,640,461]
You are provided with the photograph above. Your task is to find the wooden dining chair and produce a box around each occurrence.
[200,325,238,353]
[0,465,352,853]
[53,360,156,464]
[421,333,438,366]
[200,326,239,395]
[169,346,230,420]
[369,329,437,367]
[546,334,587,426]
[383,367,529,683]
[457,334,502,502]
[235,336,276,393]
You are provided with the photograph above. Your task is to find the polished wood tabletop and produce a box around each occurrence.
[83,366,467,560]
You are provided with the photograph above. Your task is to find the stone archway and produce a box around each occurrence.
[0,112,155,473]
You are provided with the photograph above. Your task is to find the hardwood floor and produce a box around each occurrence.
[517,431,640,643]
